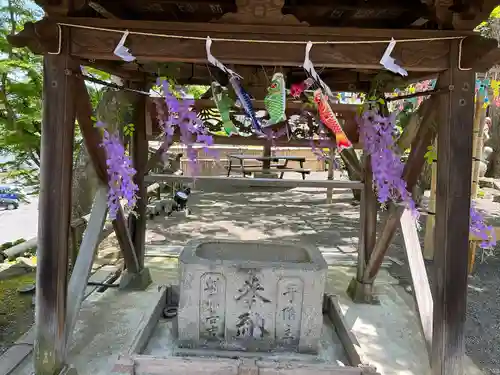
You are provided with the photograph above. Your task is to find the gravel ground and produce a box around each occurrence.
[384,187,500,375]
[1,173,500,374]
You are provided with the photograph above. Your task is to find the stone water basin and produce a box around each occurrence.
[177,240,327,353]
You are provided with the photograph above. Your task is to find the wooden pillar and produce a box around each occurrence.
[431,41,475,375]
[35,52,76,374]
[347,153,378,303]
[129,82,148,269]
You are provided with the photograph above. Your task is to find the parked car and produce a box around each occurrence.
[0,185,21,210]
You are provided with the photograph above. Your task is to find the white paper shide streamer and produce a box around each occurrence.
[114,31,136,62]
[206,36,241,78]
[302,41,335,99]
[380,38,408,76]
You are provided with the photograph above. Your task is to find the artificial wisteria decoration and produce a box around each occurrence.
[358,108,417,216]
[470,204,496,249]
[97,122,138,219]
[156,80,217,176]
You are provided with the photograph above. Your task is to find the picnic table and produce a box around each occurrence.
[226,154,311,180]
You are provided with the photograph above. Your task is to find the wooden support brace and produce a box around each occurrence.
[35,42,76,374]
[431,41,475,375]
[65,186,108,352]
[400,207,433,358]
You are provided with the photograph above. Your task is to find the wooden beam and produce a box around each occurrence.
[74,77,108,183]
[431,41,475,375]
[65,186,108,351]
[88,0,126,19]
[145,174,364,189]
[114,206,140,274]
[19,17,481,71]
[400,207,433,358]
[35,42,76,374]
[193,99,359,113]
[129,82,148,269]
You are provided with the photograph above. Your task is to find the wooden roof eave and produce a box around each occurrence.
[12,16,486,73]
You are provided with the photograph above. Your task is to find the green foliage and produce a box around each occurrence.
[475,5,500,39]
[123,123,135,137]
[0,0,43,184]
[424,145,437,165]
[0,1,106,186]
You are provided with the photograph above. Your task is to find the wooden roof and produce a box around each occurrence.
[53,0,497,31]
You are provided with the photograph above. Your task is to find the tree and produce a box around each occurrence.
[0,0,43,184]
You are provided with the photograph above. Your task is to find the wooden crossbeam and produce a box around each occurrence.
[11,17,483,71]
[145,174,364,189]
[193,99,359,113]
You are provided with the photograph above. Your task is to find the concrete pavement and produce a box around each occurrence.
[0,197,38,244]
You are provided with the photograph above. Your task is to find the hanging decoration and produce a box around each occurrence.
[475,78,500,108]
[313,89,352,152]
[96,121,138,219]
[290,78,314,98]
[470,203,496,249]
[358,99,417,216]
[301,41,354,156]
[229,75,263,133]
[379,38,407,77]
[113,31,136,62]
[302,42,334,98]
[263,72,287,127]
[206,37,262,134]
[211,81,238,136]
[156,79,216,176]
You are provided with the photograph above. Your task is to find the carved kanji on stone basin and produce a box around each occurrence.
[177,240,327,353]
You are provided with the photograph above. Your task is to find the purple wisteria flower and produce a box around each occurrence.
[155,80,216,176]
[358,109,417,217]
[97,121,138,219]
[470,203,496,249]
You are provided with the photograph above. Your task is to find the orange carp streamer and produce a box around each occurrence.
[313,89,352,152]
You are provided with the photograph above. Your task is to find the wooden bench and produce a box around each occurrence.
[226,154,309,179]
[227,166,311,180]
[468,225,500,273]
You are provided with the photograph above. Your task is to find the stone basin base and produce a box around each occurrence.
[177,240,328,353]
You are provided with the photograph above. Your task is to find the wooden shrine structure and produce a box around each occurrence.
[7,0,500,374]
